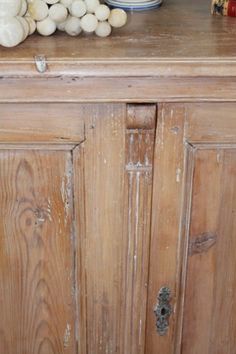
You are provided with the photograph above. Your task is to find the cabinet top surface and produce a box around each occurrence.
[1,0,236,77]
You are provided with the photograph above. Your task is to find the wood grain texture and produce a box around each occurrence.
[0,150,76,354]
[3,77,236,103]
[1,0,236,77]
[74,104,156,354]
[145,103,186,354]
[80,104,127,354]
[0,103,84,144]
[182,149,236,354]
[123,105,156,354]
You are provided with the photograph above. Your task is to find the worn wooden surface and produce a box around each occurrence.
[146,102,236,354]
[0,150,76,354]
[74,104,156,353]
[1,0,236,77]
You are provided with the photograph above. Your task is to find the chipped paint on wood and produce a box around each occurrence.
[63,323,71,348]
[61,156,73,224]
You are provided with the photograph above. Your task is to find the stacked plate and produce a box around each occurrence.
[105,0,162,11]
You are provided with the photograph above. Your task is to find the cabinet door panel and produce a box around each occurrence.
[0,150,76,354]
[146,103,236,354]
[182,148,236,354]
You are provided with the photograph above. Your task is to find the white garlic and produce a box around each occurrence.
[84,0,99,13]
[69,0,86,18]
[95,21,111,37]
[43,0,59,4]
[37,16,56,35]
[108,8,127,28]
[64,15,81,35]
[49,3,67,22]
[18,0,28,16]
[60,0,73,8]
[28,0,49,21]
[95,4,110,21]
[24,16,36,34]
[0,0,22,17]
[80,13,97,32]
[0,16,24,47]
[57,14,70,30]
[16,16,30,40]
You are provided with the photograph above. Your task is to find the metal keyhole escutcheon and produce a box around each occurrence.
[154,287,172,336]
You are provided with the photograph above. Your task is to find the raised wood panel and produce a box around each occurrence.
[146,102,236,354]
[0,103,85,144]
[0,150,76,354]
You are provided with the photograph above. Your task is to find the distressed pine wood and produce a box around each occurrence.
[74,104,156,354]
[78,104,127,354]
[147,102,236,354]
[0,150,76,354]
[1,0,236,77]
[0,103,85,144]
[146,103,186,354]
[123,104,156,354]
[3,77,236,103]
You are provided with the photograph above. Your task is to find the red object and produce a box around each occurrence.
[228,0,236,16]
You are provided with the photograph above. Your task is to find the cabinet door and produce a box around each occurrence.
[0,103,156,354]
[146,103,236,354]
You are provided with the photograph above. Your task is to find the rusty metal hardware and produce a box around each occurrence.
[154,287,172,336]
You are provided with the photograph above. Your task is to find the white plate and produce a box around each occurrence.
[106,0,162,6]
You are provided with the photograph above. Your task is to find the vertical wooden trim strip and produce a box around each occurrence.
[73,144,87,354]
[123,104,156,354]
[145,103,186,354]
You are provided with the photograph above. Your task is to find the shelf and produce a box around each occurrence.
[1,0,236,77]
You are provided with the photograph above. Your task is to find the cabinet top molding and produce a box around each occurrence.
[1,0,236,78]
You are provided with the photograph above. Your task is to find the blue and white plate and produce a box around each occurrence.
[106,0,162,10]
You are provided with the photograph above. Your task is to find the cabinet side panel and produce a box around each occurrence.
[0,150,76,354]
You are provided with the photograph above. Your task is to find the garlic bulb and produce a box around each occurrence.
[18,0,28,16]
[28,0,49,21]
[49,3,67,22]
[57,15,70,30]
[84,0,99,13]
[25,15,36,34]
[16,16,30,40]
[95,4,110,21]
[0,0,22,17]
[80,13,97,32]
[0,16,24,47]
[65,15,81,35]
[60,0,73,8]
[44,0,60,4]
[69,0,87,18]
[108,8,127,28]
[37,16,56,35]
[0,0,128,46]
[95,21,111,37]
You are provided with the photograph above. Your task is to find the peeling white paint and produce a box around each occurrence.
[176,168,181,183]
[61,158,73,224]
[63,323,71,348]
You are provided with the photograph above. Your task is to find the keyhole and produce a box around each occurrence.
[161,307,166,316]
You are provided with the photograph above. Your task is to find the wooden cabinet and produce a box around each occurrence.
[1,101,236,354]
[1,0,236,353]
